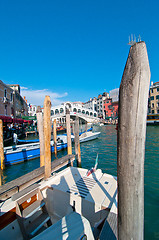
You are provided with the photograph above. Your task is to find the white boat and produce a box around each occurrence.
[79,131,100,143]
[0,165,117,240]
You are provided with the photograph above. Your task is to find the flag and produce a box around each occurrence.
[87,154,98,177]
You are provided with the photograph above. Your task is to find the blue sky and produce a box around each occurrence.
[0,0,159,106]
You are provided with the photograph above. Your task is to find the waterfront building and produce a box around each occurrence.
[103,98,113,118]
[28,104,38,116]
[103,98,118,119]
[149,81,159,114]
[83,97,97,112]
[97,92,109,118]
[0,80,14,117]
[8,84,28,118]
[84,90,119,120]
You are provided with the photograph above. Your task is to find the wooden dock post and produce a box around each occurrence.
[117,42,150,240]
[72,121,75,135]
[0,120,5,170]
[74,116,81,167]
[66,109,72,156]
[0,170,2,186]
[36,106,45,167]
[43,96,52,179]
[53,119,57,157]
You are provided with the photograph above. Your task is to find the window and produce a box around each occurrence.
[5,105,7,115]
[73,108,77,112]
[156,95,159,100]
[51,110,54,116]
[11,93,13,101]
[150,96,154,100]
[4,89,7,97]
[82,110,85,114]
[55,109,59,114]
[60,108,64,113]
[78,109,81,113]
[152,110,154,114]
[151,89,153,93]
[157,88,159,92]
[158,110,159,113]
[152,103,154,108]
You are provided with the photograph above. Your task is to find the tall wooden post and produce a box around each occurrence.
[53,119,57,157]
[0,171,1,186]
[74,116,81,167]
[43,96,52,179]
[66,109,72,155]
[0,120,5,170]
[117,42,150,240]
[36,106,45,167]
[72,121,75,135]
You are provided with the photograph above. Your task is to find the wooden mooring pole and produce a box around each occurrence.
[53,119,57,157]
[0,120,5,170]
[0,170,2,186]
[66,109,72,156]
[117,42,150,240]
[43,96,52,179]
[74,116,81,167]
[36,106,45,167]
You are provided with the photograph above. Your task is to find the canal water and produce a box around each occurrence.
[1,125,159,239]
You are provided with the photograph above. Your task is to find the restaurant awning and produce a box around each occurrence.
[0,116,13,123]
[13,118,24,124]
[0,116,33,124]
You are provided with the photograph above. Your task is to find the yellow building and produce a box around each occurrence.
[149,82,159,114]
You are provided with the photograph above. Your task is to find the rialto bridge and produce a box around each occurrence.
[51,102,99,124]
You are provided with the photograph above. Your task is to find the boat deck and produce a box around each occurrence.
[0,167,117,240]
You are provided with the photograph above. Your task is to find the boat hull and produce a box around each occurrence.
[79,132,100,143]
[3,143,67,166]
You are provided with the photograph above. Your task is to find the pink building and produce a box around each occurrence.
[103,98,118,119]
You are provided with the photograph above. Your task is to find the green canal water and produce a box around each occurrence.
[1,125,159,239]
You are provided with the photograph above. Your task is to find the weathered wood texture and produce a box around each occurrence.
[117,42,150,240]
[0,154,75,201]
[0,170,2,186]
[36,106,45,167]
[66,109,72,155]
[43,96,52,179]
[0,120,5,170]
[53,119,57,157]
[74,116,81,167]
